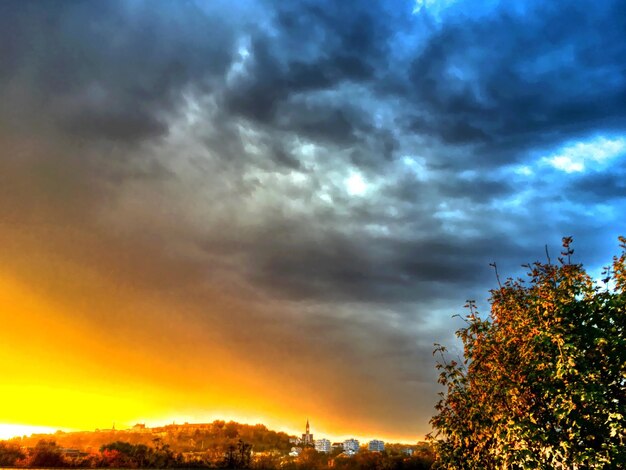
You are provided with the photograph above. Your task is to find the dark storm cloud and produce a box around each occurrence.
[218,0,415,155]
[0,0,237,142]
[248,234,499,303]
[408,115,491,144]
[567,170,626,203]
[276,102,361,146]
[242,213,522,303]
[2,0,626,438]
[222,0,400,120]
[405,1,626,164]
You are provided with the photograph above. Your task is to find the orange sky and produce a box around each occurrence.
[0,132,439,442]
[0,257,427,443]
[0,129,438,446]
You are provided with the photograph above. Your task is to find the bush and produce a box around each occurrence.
[0,441,25,466]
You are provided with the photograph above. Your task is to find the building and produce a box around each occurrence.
[343,439,359,454]
[331,442,344,451]
[402,448,414,456]
[289,447,302,457]
[301,419,314,446]
[131,423,150,433]
[368,440,384,452]
[314,439,331,453]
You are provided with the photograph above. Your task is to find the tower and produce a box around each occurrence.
[302,419,313,446]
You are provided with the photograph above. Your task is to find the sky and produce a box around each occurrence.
[0,0,625,443]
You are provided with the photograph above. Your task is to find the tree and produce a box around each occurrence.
[221,439,252,469]
[28,440,66,467]
[99,439,181,468]
[294,447,328,470]
[0,441,25,466]
[430,237,626,469]
[100,441,151,467]
[150,438,180,468]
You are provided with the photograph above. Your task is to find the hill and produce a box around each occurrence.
[8,420,292,454]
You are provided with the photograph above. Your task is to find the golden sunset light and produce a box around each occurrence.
[0,270,417,443]
[0,426,63,442]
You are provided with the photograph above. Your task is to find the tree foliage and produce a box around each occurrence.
[221,439,252,469]
[14,420,292,456]
[0,436,433,470]
[0,441,25,466]
[430,237,626,469]
[100,439,181,468]
[28,440,66,468]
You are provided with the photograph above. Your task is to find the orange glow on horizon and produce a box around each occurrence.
[0,419,421,445]
[0,424,67,441]
[0,272,424,444]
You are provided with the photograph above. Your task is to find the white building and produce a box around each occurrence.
[368,440,384,452]
[343,439,360,454]
[315,439,331,453]
[289,447,302,457]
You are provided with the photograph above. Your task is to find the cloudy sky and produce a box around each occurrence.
[1,0,625,441]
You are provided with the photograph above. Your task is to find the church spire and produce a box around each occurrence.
[302,418,313,446]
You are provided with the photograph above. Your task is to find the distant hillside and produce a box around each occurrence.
[10,421,292,454]
[1,422,435,470]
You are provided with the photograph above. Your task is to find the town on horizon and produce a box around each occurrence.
[1,419,425,447]
[0,418,435,469]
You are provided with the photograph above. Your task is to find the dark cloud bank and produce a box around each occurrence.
[1,0,626,437]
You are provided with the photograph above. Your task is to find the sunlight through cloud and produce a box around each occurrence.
[543,136,626,173]
[345,172,367,196]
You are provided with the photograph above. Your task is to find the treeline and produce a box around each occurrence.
[282,447,434,470]
[12,421,292,455]
[0,438,239,468]
[0,439,181,468]
[0,439,434,469]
